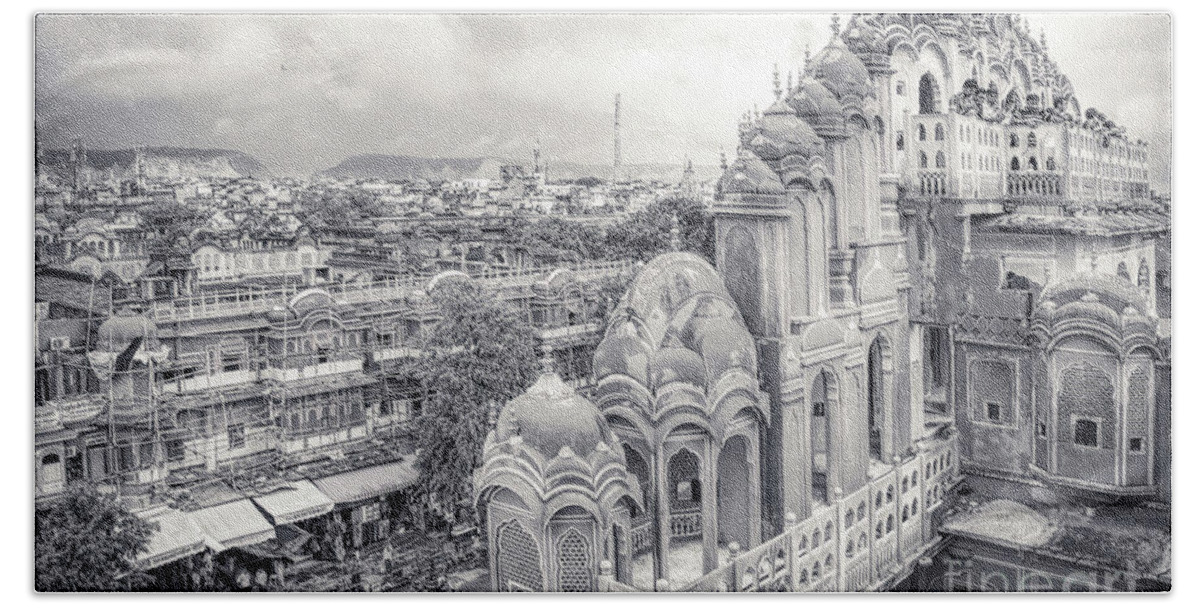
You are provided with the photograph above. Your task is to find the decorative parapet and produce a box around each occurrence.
[676,434,961,592]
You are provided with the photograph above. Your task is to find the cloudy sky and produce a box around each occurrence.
[35,12,1171,191]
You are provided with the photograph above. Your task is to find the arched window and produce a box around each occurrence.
[935,151,946,169]
[1010,133,1019,148]
[1117,261,1130,282]
[1138,259,1151,287]
[1046,156,1056,171]
[934,123,945,141]
[919,151,928,169]
[1029,157,1038,171]
[556,528,594,592]
[1027,132,1037,147]
[918,73,939,114]
[886,514,894,532]
[896,132,905,151]
[876,522,884,539]
[901,505,909,522]
[918,124,927,141]
[1011,157,1020,171]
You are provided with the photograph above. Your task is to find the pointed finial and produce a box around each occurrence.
[719,149,727,171]
[539,342,555,375]
[804,45,811,70]
[830,14,840,40]
[773,63,782,100]
[487,400,498,429]
[787,70,793,94]
[1040,29,1047,49]
[669,213,681,251]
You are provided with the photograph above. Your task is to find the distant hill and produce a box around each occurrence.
[319,154,723,183]
[319,154,512,181]
[39,146,268,181]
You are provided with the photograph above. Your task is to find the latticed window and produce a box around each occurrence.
[556,528,594,592]
[497,520,544,592]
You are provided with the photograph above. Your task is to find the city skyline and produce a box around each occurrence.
[35,13,1172,193]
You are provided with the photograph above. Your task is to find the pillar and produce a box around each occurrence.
[702,439,718,573]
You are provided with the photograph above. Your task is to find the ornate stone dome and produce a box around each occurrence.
[809,40,874,101]
[493,367,617,460]
[750,100,825,161]
[718,148,785,196]
[648,336,707,392]
[593,252,767,428]
[592,314,653,387]
[787,76,845,133]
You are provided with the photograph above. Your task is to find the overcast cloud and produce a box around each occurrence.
[35,13,1171,192]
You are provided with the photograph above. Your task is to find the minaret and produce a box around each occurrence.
[613,93,622,183]
[773,63,782,100]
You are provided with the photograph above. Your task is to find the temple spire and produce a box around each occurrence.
[786,70,793,94]
[830,14,840,41]
[669,213,682,252]
[773,63,781,99]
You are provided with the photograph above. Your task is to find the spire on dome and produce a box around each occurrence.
[804,44,811,71]
[786,70,793,94]
[719,149,727,171]
[830,14,840,41]
[669,213,681,252]
[773,63,781,99]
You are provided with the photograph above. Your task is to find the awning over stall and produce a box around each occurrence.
[250,479,334,526]
[311,458,418,506]
[188,498,276,549]
[135,506,206,570]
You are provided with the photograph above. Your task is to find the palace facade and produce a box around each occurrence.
[473,13,1170,592]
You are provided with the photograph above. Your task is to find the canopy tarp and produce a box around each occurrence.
[135,506,206,569]
[189,498,276,549]
[311,459,418,506]
[251,479,334,526]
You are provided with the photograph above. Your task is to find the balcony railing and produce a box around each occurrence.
[671,434,960,593]
[915,172,947,197]
[1006,172,1063,197]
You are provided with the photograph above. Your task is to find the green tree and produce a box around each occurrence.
[606,197,715,264]
[411,278,538,523]
[35,485,156,591]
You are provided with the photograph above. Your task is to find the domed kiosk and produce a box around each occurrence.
[591,251,768,585]
[474,352,643,591]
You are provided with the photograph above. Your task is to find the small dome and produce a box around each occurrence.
[787,77,845,130]
[718,149,785,196]
[648,338,707,392]
[494,370,612,460]
[593,317,653,386]
[96,312,154,350]
[750,106,824,161]
[809,42,873,100]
